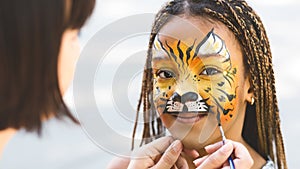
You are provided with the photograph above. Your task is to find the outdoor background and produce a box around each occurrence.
[1,0,299,168]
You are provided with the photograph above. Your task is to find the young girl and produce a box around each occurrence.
[132,0,287,168]
[0,0,95,156]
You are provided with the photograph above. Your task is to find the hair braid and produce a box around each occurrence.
[244,10,269,155]
[132,0,287,168]
[132,2,178,148]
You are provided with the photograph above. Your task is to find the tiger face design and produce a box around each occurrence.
[152,28,238,124]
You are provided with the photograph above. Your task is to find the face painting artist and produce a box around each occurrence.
[0,0,95,156]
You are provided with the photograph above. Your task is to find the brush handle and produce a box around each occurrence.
[222,140,235,169]
[220,126,235,169]
[228,156,235,169]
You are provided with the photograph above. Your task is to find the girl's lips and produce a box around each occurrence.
[172,113,207,124]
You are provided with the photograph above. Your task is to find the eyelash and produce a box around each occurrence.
[156,70,175,79]
[200,67,222,76]
[155,67,221,80]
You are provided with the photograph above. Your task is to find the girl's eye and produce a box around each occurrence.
[200,67,221,76]
[157,70,174,79]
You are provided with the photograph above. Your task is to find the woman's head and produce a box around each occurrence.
[133,0,286,168]
[0,0,95,133]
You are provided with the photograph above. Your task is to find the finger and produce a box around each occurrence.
[221,159,229,168]
[106,156,130,169]
[183,148,199,159]
[175,155,189,169]
[232,141,250,159]
[153,154,162,164]
[151,140,183,169]
[133,136,174,159]
[193,155,208,167]
[194,141,232,167]
[128,136,175,169]
[196,142,233,169]
[204,140,224,154]
[230,141,253,168]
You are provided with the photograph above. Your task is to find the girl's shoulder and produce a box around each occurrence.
[261,158,275,169]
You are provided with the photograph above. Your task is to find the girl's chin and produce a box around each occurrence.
[180,136,208,150]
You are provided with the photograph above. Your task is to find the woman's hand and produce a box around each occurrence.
[193,140,253,169]
[107,138,253,169]
[107,136,187,169]
[127,136,188,169]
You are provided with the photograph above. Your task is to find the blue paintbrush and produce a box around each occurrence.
[218,123,235,169]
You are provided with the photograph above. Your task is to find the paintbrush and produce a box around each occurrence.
[218,123,235,169]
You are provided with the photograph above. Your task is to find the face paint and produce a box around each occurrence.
[152,28,238,126]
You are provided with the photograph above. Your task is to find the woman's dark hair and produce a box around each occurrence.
[0,0,95,133]
[132,0,287,168]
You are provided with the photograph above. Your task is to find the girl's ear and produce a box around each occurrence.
[244,74,254,104]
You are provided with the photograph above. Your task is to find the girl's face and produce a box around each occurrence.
[152,17,252,149]
[58,29,80,95]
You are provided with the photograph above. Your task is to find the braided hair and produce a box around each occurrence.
[132,0,287,168]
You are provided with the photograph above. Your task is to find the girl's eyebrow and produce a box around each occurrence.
[152,55,170,61]
[196,54,226,59]
[153,52,225,61]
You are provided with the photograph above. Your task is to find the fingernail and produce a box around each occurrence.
[193,158,201,165]
[204,141,223,151]
[204,144,213,151]
[172,140,182,153]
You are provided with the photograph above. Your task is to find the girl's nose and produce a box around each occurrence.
[181,92,198,103]
[170,92,198,103]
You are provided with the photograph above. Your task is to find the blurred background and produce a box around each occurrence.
[1,0,299,168]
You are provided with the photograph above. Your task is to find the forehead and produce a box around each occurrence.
[154,16,239,52]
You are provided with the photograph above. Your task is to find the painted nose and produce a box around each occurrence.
[181,92,198,103]
[170,92,198,103]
